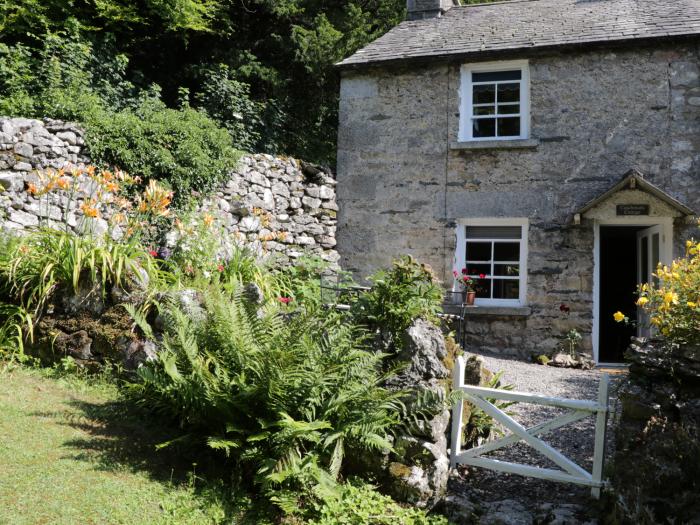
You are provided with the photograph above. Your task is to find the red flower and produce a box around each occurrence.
[560,304,571,314]
[217,264,225,272]
[148,250,158,257]
[277,297,291,304]
[461,268,468,275]
[453,270,458,278]
[479,273,486,279]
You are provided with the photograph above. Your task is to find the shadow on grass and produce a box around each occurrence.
[32,397,272,524]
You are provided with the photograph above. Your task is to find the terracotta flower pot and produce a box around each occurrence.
[464,290,476,306]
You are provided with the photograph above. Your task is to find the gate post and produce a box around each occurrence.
[450,355,466,468]
[591,373,610,499]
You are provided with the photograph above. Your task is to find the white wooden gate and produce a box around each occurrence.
[450,356,610,499]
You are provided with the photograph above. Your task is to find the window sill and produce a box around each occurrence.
[443,304,531,317]
[450,138,540,151]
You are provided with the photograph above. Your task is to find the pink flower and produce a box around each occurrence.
[277,297,291,304]
[479,273,486,279]
[217,264,225,272]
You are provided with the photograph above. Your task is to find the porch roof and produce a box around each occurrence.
[574,169,695,218]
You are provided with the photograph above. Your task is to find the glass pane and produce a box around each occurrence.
[473,84,495,104]
[464,263,490,277]
[497,117,520,137]
[493,279,519,299]
[494,242,520,260]
[640,236,648,283]
[466,241,491,261]
[497,103,520,115]
[473,70,522,82]
[473,118,496,138]
[473,105,495,116]
[497,82,520,103]
[466,226,522,239]
[494,264,519,276]
[476,278,491,299]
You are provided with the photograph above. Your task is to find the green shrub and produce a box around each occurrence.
[352,255,443,352]
[84,96,241,205]
[632,234,700,345]
[194,64,265,152]
[128,284,404,514]
[0,32,242,204]
[307,480,447,525]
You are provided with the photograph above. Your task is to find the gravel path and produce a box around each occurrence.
[448,351,627,522]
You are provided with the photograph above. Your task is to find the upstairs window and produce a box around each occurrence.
[454,219,528,306]
[459,61,530,142]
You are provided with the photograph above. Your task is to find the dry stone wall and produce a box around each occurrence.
[0,117,339,265]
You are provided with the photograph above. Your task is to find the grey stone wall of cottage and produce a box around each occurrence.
[337,42,700,358]
[0,117,339,266]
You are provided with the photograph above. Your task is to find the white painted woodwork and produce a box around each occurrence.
[449,355,611,498]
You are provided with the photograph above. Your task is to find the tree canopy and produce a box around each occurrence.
[1,0,409,166]
[1,1,502,167]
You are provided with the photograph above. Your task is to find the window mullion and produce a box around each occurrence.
[490,242,495,299]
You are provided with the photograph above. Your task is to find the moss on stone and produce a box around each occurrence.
[388,462,413,479]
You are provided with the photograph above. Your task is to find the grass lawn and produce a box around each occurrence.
[0,364,255,525]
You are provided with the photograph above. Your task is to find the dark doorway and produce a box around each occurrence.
[599,226,642,363]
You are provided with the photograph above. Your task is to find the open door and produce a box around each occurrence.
[636,225,663,338]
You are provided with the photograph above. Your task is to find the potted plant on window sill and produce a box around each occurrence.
[454,269,483,306]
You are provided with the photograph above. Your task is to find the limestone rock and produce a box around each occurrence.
[124,340,158,369]
[54,330,93,360]
[389,318,449,389]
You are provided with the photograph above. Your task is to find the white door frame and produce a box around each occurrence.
[592,217,673,365]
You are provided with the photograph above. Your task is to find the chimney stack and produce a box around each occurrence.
[407,0,457,20]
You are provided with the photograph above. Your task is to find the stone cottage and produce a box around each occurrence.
[336,0,700,363]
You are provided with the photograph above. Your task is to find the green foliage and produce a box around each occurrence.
[307,480,447,525]
[0,32,241,203]
[0,229,159,320]
[194,64,265,153]
[463,371,515,446]
[84,96,240,203]
[635,235,700,345]
[352,255,443,352]
[128,283,404,513]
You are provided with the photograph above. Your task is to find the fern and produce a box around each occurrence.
[128,281,406,513]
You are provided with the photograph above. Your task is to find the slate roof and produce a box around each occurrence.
[338,0,700,68]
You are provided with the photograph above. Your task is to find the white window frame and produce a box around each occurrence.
[453,218,529,307]
[458,60,530,142]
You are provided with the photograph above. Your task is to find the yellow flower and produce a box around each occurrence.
[202,213,215,228]
[613,311,625,323]
[663,291,679,305]
[56,177,71,190]
[688,301,698,308]
[636,297,649,307]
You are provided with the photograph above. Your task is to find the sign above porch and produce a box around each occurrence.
[616,204,650,216]
[573,169,695,224]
